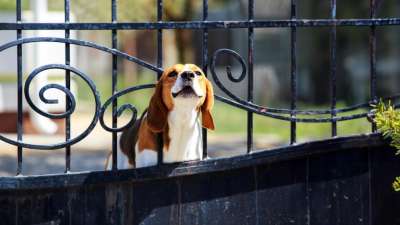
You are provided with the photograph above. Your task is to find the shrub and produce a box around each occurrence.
[373,100,400,192]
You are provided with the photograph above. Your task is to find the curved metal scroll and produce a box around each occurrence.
[0,64,99,150]
[0,37,161,150]
[210,48,400,123]
[0,37,162,74]
[99,84,155,132]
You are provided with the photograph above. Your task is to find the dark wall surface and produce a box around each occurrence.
[0,134,399,225]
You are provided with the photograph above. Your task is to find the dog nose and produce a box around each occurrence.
[181,71,195,80]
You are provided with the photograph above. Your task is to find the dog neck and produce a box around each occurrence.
[163,97,203,163]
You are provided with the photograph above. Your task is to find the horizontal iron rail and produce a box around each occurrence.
[0,133,384,190]
[0,18,400,30]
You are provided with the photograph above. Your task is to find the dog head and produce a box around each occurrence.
[147,64,215,132]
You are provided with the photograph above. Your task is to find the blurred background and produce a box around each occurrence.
[0,0,399,175]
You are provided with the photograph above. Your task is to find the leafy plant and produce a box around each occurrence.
[373,100,400,154]
[393,177,400,192]
[372,100,400,192]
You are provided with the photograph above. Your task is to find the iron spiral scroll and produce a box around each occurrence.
[0,37,159,150]
[210,48,400,123]
[0,37,397,150]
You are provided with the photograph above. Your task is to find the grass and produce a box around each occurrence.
[212,101,370,141]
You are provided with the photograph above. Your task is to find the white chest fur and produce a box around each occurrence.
[133,97,203,168]
[164,97,203,163]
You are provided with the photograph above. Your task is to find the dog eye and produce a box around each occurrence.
[194,71,202,76]
[168,71,178,77]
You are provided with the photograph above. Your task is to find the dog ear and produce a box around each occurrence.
[147,81,168,132]
[201,79,215,130]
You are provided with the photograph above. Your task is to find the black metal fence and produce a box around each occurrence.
[0,0,399,176]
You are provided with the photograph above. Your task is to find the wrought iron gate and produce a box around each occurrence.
[0,0,398,174]
[0,0,399,224]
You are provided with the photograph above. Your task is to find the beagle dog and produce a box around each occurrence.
[106,64,214,169]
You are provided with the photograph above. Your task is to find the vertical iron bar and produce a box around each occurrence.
[64,0,71,173]
[157,0,164,165]
[157,0,163,73]
[330,0,337,137]
[247,0,254,154]
[369,3,377,225]
[290,0,297,144]
[16,0,23,176]
[202,0,208,159]
[370,0,377,132]
[111,0,118,170]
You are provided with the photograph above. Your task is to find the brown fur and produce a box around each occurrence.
[119,110,146,166]
[201,79,215,130]
[138,118,158,151]
[137,119,170,153]
[146,81,168,133]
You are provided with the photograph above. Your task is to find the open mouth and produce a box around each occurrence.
[172,86,199,98]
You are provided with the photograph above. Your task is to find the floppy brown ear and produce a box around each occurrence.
[147,81,168,132]
[201,79,215,130]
